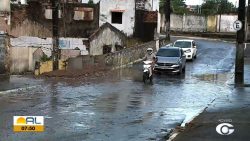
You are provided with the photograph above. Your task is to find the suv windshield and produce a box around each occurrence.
[174,41,191,48]
[156,48,180,57]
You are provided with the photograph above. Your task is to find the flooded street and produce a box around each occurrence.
[0,38,236,141]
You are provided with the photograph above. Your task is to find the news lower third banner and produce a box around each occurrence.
[13,116,44,132]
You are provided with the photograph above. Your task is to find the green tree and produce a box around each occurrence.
[160,0,188,14]
[88,0,94,4]
[201,0,236,15]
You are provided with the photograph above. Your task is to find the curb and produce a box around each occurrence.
[0,85,39,95]
[171,35,236,44]
[166,107,207,141]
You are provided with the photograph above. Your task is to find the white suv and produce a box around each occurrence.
[173,39,197,60]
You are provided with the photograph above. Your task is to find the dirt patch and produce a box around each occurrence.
[41,65,111,79]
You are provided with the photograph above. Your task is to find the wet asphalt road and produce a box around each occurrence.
[0,37,236,141]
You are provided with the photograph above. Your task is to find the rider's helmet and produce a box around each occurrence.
[146,48,153,55]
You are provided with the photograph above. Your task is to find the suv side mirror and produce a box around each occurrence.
[193,45,197,48]
[166,43,173,47]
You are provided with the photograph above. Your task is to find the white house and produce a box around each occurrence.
[82,0,160,37]
[99,0,135,36]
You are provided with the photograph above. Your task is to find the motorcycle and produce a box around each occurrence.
[143,61,153,83]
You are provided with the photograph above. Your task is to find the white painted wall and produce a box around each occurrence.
[10,47,37,73]
[170,14,183,31]
[0,0,10,12]
[166,14,237,33]
[10,36,89,56]
[144,0,159,11]
[20,0,27,4]
[217,15,237,32]
[99,0,135,36]
[81,0,100,3]
[183,14,206,32]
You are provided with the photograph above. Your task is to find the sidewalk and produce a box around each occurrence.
[0,75,41,92]
[171,58,250,141]
[244,58,250,85]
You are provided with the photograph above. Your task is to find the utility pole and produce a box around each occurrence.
[52,0,59,70]
[247,0,250,42]
[165,0,170,41]
[218,3,221,33]
[235,0,246,87]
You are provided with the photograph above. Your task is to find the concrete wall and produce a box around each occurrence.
[170,14,183,31]
[0,35,7,74]
[103,41,155,69]
[10,19,52,37]
[10,47,82,74]
[0,14,10,33]
[170,14,206,32]
[10,47,37,73]
[163,14,238,33]
[61,50,81,60]
[183,15,206,32]
[9,36,89,74]
[0,0,10,12]
[207,15,217,32]
[99,0,135,36]
[217,15,238,32]
[10,2,100,38]
[10,36,89,57]
[90,27,125,55]
[35,60,66,75]
[68,41,156,70]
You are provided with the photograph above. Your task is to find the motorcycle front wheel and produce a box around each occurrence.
[143,72,148,83]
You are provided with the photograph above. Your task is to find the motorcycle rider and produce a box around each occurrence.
[143,48,156,77]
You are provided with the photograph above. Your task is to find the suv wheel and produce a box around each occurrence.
[182,66,186,72]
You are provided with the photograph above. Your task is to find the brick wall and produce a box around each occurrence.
[9,2,100,38]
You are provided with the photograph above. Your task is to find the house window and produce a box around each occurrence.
[111,12,123,24]
[74,7,93,21]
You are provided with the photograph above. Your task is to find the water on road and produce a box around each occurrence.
[0,38,236,141]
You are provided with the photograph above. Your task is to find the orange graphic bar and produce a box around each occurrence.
[13,125,44,132]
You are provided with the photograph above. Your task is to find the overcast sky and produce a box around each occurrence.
[81,0,241,7]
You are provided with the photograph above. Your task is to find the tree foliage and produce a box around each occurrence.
[88,0,94,4]
[201,0,236,15]
[160,0,189,14]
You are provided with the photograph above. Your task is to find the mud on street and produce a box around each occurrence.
[0,38,236,141]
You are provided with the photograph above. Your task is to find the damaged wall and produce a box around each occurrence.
[10,1,100,38]
[0,35,8,74]
[9,36,88,73]
[89,23,126,56]
[218,15,237,32]
[161,13,237,33]
[0,15,10,33]
[10,19,52,37]
[68,41,156,70]
[0,0,10,12]
[10,47,37,73]
[134,10,157,41]
[10,36,88,56]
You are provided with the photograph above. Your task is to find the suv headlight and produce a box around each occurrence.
[172,64,180,67]
[185,49,191,53]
